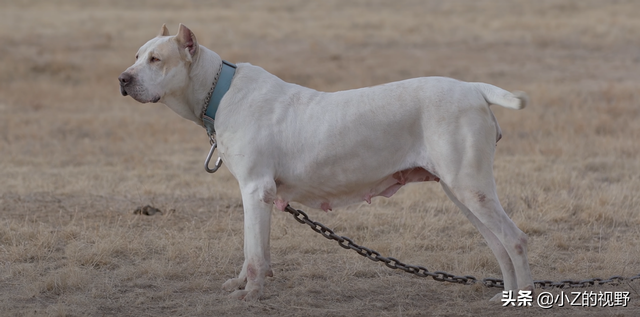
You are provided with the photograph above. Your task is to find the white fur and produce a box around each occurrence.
[120,24,534,301]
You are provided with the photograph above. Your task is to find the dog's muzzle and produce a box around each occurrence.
[118,72,132,96]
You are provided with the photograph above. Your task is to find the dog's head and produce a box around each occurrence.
[118,24,199,104]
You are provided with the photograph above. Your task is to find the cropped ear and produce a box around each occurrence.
[175,23,198,58]
[158,24,170,37]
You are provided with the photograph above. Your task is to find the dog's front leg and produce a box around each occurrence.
[222,181,273,301]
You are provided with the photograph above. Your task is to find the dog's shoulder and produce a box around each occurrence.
[234,63,283,84]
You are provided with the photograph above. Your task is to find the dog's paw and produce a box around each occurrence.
[489,292,503,302]
[222,277,246,292]
[229,289,262,301]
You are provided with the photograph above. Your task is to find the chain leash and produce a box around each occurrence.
[283,205,640,289]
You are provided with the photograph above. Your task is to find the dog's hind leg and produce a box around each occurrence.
[437,166,534,298]
[438,169,534,294]
[440,182,519,297]
[430,110,534,298]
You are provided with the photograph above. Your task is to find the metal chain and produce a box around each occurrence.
[200,61,224,121]
[283,205,640,289]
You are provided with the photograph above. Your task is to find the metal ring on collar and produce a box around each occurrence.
[204,140,223,173]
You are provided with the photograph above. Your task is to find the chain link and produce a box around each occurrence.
[284,205,639,290]
[200,62,224,121]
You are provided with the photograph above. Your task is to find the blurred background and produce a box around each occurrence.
[1,1,639,316]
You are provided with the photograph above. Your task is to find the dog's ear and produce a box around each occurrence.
[175,23,198,58]
[158,24,170,37]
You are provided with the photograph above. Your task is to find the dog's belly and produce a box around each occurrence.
[274,167,439,212]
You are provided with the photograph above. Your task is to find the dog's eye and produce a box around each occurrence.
[135,54,139,60]
[150,57,160,63]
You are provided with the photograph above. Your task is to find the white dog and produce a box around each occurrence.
[119,24,534,301]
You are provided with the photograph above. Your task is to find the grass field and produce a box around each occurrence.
[1,0,640,316]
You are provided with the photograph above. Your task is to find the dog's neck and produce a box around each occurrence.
[160,46,223,127]
[201,60,236,136]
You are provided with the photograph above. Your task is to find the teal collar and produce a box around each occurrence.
[202,60,236,136]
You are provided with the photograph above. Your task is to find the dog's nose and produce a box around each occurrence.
[118,72,132,86]
[118,72,132,96]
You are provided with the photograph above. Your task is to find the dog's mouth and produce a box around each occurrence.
[120,85,160,103]
[131,93,161,104]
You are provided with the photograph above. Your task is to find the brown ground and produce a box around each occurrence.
[1,0,639,316]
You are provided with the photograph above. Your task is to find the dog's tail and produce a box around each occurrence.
[473,82,528,110]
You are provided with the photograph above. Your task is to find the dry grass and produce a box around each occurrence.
[1,0,640,316]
